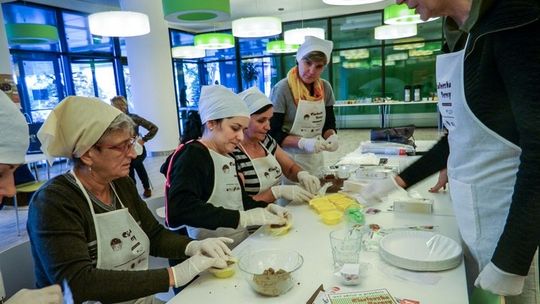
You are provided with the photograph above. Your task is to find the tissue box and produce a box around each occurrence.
[393,198,433,214]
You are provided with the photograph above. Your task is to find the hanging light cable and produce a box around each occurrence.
[283,0,325,44]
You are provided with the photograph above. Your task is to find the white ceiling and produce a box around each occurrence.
[22,0,394,33]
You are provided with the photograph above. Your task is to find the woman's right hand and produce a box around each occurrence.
[239,208,287,227]
[6,285,63,304]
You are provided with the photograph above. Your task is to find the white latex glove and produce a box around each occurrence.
[475,262,526,296]
[323,134,339,152]
[358,176,403,205]
[239,208,286,227]
[6,285,63,304]
[133,141,144,156]
[298,136,325,153]
[271,185,314,203]
[185,237,233,259]
[297,171,321,194]
[266,203,290,219]
[172,254,228,288]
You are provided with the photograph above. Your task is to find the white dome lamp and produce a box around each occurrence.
[232,16,282,38]
[374,24,417,40]
[284,28,325,45]
[171,46,206,59]
[88,11,150,37]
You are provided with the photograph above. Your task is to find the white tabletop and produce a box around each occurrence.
[168,188,467,303]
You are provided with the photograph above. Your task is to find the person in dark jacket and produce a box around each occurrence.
[360,0,540,302]
[111,96,158,198]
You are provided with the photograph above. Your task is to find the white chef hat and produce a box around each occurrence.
[198,85,250,124]
[0,91,29,164]
[238,87,272,115]
[38,96,122,159]
[296,36,334,64]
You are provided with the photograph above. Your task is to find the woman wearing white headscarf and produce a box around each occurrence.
[0,91,63,304]
[162,85,289,247]
[270,36,339,176]
[28,96,234,303]
[231,87,319,203]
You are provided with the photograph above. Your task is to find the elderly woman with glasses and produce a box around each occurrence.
[28,96,234,304]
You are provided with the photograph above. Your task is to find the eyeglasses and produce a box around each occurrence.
[95,137,137,154]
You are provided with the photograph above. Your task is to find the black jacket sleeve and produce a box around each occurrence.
[399,135,449,188]
[322,105,337,135]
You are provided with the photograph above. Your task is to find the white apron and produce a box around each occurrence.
[283,99,326,175]
[72,171,157,304]
[239,142,282,195]
[436,41,521,272]
[186,149,248,247]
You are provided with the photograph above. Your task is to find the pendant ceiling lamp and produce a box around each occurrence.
[172,46,206,59]
[322,0,385,5]
[194,33,235,49]
[232,17,282,38]
[5,23,59,44]
[162,0,230,23]
[88,11,150,37]
[284,28,325,45]
[384,4,439,25]
[266,40,299,54]
[374,24,417,40]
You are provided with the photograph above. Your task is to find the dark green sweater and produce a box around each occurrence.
[27,174,190,303]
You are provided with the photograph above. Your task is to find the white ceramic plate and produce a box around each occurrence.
[379,231,462,271]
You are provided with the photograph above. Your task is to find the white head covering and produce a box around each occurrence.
[38,96,122,159]
[296,36,334,65]
[198,85,250,124]
[0,91,28,164]
[238,87,272,115]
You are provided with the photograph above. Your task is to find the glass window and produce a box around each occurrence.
[70,59,117,102]
[62,12,114,54]
[203,60,238,92]
[384,44,442,101]
[2,3,61,52]
[238,35,280,58]
[332,47,382,102]
[240,57,280,94]
[13,54,65,123]
[331,12,382,49]
[170,30,195,47]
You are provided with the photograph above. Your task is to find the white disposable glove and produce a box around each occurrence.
[6,285,63,304]
[172,254,228,288]
[323,134,339,152]
[298,136,325,153]
[358,176,403,205]
[185,237,233,259]
[475,262,526,296]
[271,185,313,203]
[239,208,286,227]
[297,171,321,194]
[266,203,290,219]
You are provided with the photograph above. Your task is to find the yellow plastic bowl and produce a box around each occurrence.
[208,259,237,278]
[320,210,343,225]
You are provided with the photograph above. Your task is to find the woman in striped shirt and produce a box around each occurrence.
[231,87,321,204]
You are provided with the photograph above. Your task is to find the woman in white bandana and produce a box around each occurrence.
[231,87,320,203]
[28,96,234,303]
[162,85,289,248]
[0,91,62,303]
[269,36,339,177]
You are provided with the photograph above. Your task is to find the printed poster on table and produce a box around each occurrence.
[328,288,398,304]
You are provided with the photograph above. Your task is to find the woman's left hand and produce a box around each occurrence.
[297,171,321,194]
[185,237,233,259]
[323,134,339,152]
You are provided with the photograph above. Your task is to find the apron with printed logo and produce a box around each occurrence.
[437,41,521,270]
[72,171,157,304]
[186,149,248,247]
[239,142,282,195]
[283,99,326,175]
